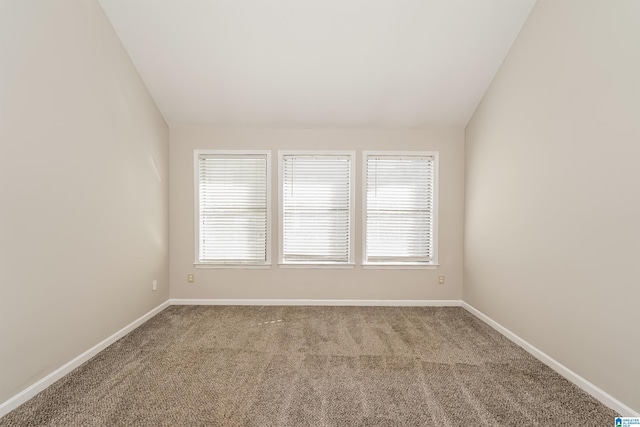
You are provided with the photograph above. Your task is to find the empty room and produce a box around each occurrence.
[1,0,638,425]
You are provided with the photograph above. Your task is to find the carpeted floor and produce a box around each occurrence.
[1,306,618,426]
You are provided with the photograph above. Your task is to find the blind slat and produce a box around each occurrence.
[198,154,268,263]
[282,154,351,263]
[365,155,435,263]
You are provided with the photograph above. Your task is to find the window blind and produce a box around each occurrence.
[365,155,435,263]
[198,154,267,264]
[282,154,352,263]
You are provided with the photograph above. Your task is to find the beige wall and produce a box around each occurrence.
[0,0,169,404]
[170,128,464,300]
[465,0,640,413]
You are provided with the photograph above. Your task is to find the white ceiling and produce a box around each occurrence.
[99,0,536,129]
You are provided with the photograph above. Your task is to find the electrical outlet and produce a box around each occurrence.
[187,273,194,283]
[152,280,157,291]
[438,275,445,284]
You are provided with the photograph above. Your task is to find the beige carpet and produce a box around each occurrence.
[0,306,618,426]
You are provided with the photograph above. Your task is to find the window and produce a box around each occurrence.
[279,151,354,266]
[363,152,438,267]
[194,151,271,267]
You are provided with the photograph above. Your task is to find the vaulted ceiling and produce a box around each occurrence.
[99,0,536,128]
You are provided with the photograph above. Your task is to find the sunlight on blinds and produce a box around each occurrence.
[198,154,267,263]
[282,154,351,263]
[365,155,435,263]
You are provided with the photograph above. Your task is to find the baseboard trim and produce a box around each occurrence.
[170,298,462,307]
[461,302,639,417]
[5,299,635,418]
[0,300,170,418]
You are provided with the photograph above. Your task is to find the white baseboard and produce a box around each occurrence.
[0,300,170,418]
[5,299,635,418]
[170,298,462,307]
[462,302,639,417]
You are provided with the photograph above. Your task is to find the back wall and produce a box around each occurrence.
[170,128,464,301]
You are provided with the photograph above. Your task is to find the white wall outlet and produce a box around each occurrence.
[152,280,157,291]
[187,273,194,283]
[438,275,445,284]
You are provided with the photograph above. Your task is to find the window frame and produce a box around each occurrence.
[193,149,272,269]
[362,151,439,269]
[278,150,356,268]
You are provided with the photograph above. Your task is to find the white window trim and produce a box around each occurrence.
[278,150,356,268]
[279,263,355,269]
[362,150,439,269]
[193,149,272,268]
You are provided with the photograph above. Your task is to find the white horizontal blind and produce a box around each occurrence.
[198,154,267,264]
[365,155,435,263]
[282,154,351,263]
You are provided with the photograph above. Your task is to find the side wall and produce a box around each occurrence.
[170,128,464,301]
[464,0,640,412]
[0,0,170,404]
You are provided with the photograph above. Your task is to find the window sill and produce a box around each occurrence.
[194,263,272,269]
[362,263,439,270]
[279,263,355,269]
